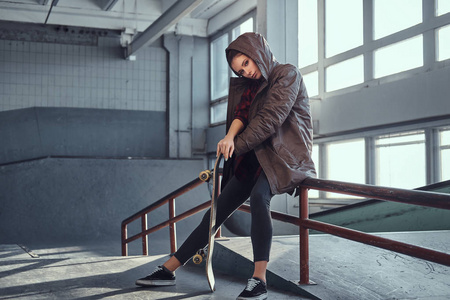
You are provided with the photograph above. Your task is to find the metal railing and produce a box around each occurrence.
[121,173,450,284]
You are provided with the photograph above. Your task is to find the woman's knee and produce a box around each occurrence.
[249,190,271,210]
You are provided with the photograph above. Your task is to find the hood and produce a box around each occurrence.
[225,32,277,81]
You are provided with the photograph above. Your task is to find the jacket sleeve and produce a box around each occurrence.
[234,65,301,156]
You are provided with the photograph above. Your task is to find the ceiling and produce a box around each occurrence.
[0,0,238,31]
[0,0,250,56]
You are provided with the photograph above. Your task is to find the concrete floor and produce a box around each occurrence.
[220,231,450,300]
[0,243,304,300]
[1,230,449,300]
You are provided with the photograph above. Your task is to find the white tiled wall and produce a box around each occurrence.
[0,37,167,112]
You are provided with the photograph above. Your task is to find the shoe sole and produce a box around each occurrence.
[236,294,268,300]
[135,279,176,287]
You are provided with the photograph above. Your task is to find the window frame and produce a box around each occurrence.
[298,0,450,100]
[209,11,256,127]
[312,120,450,206]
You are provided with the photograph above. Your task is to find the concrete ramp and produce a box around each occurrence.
[310,181,450,233]
[211,230,450,300]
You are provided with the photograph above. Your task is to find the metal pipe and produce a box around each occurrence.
[121,223,128,256]
[299,187,310,284]
[141,215,148,255]
[301,177,450,210]
[302,218,450,266]
[124,200,211,245]
[122,177,205,226]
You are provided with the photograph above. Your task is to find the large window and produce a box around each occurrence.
[326,55,364,92]
[313,124,449,207]
[210,34,229,101]
[374,35,423,78]
[373,0,422,39]
[210,16,254,124]
[440,128,450,181]
[375,131,426,189]
[437,25,450,62]
[298,0,318,68]
[437,0,450,16]
[298,0,450,97]
[326,139,365,198]
[309,144,320,198]
[302,71,318,97]
[325,0,363,58]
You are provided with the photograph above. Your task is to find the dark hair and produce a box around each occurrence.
[226,49,242,65]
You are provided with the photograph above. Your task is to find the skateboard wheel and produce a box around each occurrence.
[199,170,211,182]
[193,254,203,264]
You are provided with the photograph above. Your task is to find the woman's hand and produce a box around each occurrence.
[217,118,244,161]
[217,135,235,161]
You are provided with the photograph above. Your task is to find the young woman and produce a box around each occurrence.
[136,32,316,300]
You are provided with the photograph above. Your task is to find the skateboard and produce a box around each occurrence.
[193,154,223,292]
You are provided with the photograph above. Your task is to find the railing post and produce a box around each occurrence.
[299,186,310,284]
[141,215,148,255]
[121,223,128,256]
[169,198,177,254]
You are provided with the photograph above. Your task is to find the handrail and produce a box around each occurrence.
[295,177,450,284]
[121,170,221,256]
[301,178,450,209]
[121,172,450,287]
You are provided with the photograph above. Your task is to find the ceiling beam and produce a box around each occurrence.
[44,0,60,24]
[98,0,119,11]
[125,0,202,59]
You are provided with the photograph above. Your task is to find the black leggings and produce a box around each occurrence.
[173,172,274,264]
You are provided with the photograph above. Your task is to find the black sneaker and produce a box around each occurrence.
[236,277,268,300]
[135,265,176,286]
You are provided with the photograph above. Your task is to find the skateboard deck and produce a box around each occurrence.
[205,154,222,292]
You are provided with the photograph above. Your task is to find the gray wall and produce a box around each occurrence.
[0,107,166,164]
[0,157,209,254]
[0,35,167,113]
[311,65,450,136]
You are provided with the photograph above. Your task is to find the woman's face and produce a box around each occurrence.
[231,54,262,80]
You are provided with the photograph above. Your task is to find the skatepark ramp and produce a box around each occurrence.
[309,180,450,234]
[121,171,450,298]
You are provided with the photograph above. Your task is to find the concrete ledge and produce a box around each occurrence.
[208,231,450,300]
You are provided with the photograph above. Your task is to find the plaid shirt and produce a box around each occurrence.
[233,80,262,182]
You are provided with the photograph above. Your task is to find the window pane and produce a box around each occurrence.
[374,0,422,39]
[374,35,423,78]
[437,0,450,16]
[437,25,450,61]
[327,139,365,198]
[233,18,254,39]
[309,144,319,198]
[376,131,426,189]
[299,0,318,67]
[211,34,229,100]
[326,55,364,92]
[440,129,450,181]
[303,71,318,97]
[210,101,227,124]
[325,0,363,57]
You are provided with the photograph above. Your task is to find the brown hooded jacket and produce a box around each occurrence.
[223,32,316,195]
